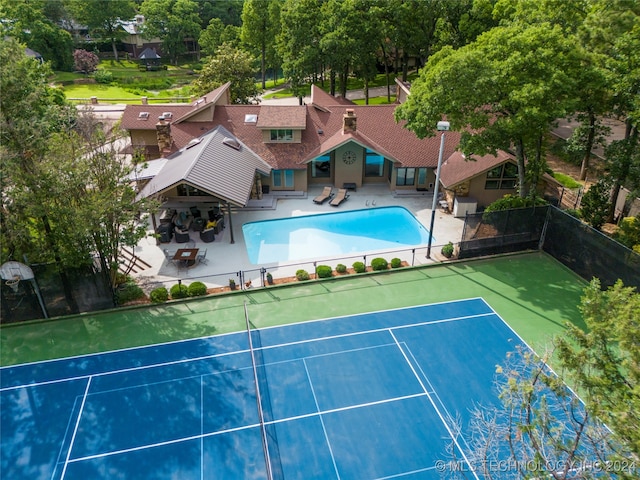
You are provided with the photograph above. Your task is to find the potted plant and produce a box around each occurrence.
[229,278,236,290]
[266,272,274,285]
[441,242,455,259]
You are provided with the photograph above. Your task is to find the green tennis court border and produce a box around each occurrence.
[0,251,587,366]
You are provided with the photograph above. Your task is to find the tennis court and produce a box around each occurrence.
[2,298,530,480]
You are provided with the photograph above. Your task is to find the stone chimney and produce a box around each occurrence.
[343,108,357,133]
[156,117,172,154]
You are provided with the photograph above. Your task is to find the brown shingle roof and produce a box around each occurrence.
[123,98,462,170]
[309,85,355,108]
[255,106,306,128]
[440,150,516,188]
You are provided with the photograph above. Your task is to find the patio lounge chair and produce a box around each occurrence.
[313,186,334,204]
[329,189,349,207]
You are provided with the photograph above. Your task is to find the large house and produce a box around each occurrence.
[121,83,461,208]
[121,81,528,225]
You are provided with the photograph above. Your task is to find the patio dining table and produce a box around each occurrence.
[173,248,199,268]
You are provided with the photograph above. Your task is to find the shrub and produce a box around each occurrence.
[484,194,547,213]
[170,283,188,299]
[316,265,333,278]
[229,279,237,290]
[580,179,610,230]
[441,242,454,258]
[93,69,113,84]
[370,257,388,271]
[352,261,366,273]
[116,281,145,304]
[296,269,310,281]
[335,263,347,274]
[390,258,402,268]
[74,49,99,73]
[614,216,640,250]
[150,287,169,303]
[188,281,207,297]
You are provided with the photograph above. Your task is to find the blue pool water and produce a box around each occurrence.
[242,206,433,264]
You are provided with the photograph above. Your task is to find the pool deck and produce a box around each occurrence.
[131,185,466,293]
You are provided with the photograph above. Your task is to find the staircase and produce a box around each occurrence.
[118,247,152,275]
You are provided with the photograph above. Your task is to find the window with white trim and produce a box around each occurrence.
[269,129,294,142]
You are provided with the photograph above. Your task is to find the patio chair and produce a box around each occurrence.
[313,186,334,204]
[163,249,177,268]
[329,188,349,207]
[174,228,191,243]
[197,248,208,265]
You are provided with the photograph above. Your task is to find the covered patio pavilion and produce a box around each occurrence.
[132,125,272,244]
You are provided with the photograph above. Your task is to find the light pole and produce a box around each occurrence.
[426,121,450,259]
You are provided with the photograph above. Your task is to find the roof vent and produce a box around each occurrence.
[222,137,241,151]
[244,114,258,124]
[317,129,324,135]
[185,138,202,149]
[193,98,205,106]
[162,112,172,120]
[138,112,149,120]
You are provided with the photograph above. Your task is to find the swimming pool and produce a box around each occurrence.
[242,206,433,264]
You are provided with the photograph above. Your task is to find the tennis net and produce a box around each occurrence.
[244,303,283,480]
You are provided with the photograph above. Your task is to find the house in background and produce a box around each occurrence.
[438,150,519,217]
[120,15,162,59]
[121,83,461,213]
[120,14,198,60]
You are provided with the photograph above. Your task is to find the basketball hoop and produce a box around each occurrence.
[6,276,20,293]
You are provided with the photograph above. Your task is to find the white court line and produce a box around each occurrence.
[303,358,341,480]
[2,325,243,369]
[397,340,475,458]
[200,375,204,480]
[51,395,83,480]
[67,422,262,464]
[2,311,496,393]
[1,348,248,392]
[66,390,430,465]
[389,330,481,480]
[256,312,496,357]
[59,376,92,480]
[2,298,488,370]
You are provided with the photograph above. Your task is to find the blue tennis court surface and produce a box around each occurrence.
[2,298,524,479]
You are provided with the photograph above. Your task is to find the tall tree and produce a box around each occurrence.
[192,43,260,103]
[320,0,358,97]
[241,0,282,89]
[1,38,79,311]
[139,0,201,65]
[65,0,136,62]
[199,17,226,57]
[579,1,640,220]
[556,278,640,466]
[0,0,74,70]
[460,346,620,480]
[395,23,584,197]
[196,0,244,28]
[277,0,325,101]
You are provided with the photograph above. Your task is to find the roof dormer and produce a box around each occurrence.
[256,106,306,143]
